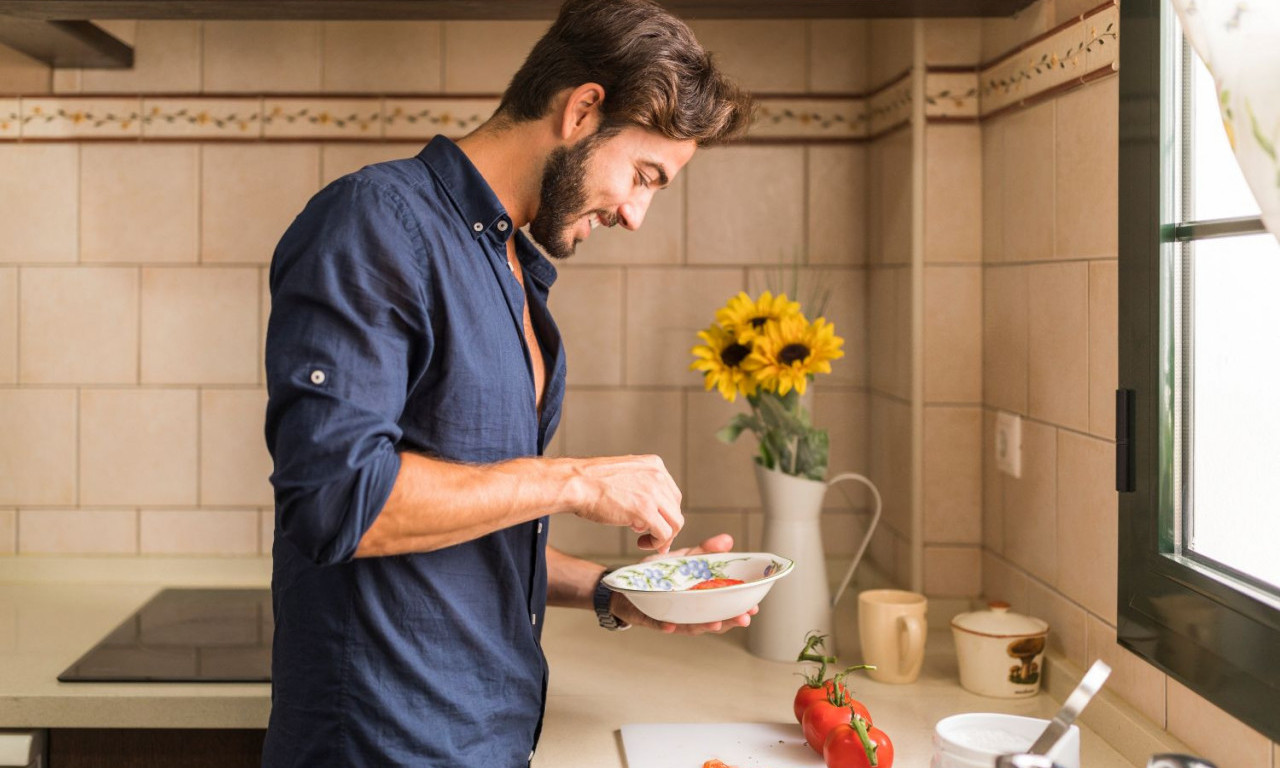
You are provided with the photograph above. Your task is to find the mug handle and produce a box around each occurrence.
[828,473,883,608]
[898,613,926,676]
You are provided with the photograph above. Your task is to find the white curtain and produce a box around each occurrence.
[1169,0,1280,242]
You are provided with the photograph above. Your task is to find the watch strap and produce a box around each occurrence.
[593,569,630,631]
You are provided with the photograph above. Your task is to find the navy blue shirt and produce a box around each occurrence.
[262,135,566,767]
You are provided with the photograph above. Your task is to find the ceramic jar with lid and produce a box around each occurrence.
[950,601,1049,698]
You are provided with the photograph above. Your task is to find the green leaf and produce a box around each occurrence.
[1247,100,1277,161]
[756,395,806,438]
[716,413,761,444]
[796,429,830,481]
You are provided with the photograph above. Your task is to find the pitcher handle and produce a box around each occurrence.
[827,472,882,608]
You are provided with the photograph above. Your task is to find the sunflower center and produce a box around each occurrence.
[720,343,751,368]
[779,343,810,365]
[749,316,769,329]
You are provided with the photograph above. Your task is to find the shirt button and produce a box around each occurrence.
[537,521,543,534]
[472,222,483,232]
[528,750,535,762]
[309,370,326,385]
[497,220,509,232]
[531,612,538,626]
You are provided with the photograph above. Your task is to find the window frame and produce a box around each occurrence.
[1118,0,1280,741]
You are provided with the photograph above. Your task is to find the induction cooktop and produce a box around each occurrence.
[58,588,272,683]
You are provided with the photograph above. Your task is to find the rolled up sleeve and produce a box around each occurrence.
[265,179,432,566]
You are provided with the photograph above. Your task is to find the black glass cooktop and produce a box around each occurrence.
[58,588,272,683]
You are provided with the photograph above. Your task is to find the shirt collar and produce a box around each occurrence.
[417,135,558,289]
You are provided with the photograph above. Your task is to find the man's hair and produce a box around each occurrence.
[496,0,754,146]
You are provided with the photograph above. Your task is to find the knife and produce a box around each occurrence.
[1028,659,1111,757]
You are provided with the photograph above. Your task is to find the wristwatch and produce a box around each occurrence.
[593,569,630,631]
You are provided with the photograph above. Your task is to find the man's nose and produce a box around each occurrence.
[618,193,653,231]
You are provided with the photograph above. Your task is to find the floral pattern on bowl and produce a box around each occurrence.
[602,552,795,624]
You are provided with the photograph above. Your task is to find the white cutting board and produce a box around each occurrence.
[620,722,825,768]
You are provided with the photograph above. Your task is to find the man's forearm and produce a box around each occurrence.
[546,546,608,609]
[354,452,580,558]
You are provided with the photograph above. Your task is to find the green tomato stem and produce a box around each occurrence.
[797,631,836,686]
[850,714,877,767]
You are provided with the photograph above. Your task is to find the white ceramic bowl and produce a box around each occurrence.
[932,713,1080,768]
[602,552,793,624]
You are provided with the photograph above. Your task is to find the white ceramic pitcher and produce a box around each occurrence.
[746,464,882,662]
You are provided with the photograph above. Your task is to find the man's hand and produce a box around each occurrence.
[609,533,759,635]
[561,455,684,553]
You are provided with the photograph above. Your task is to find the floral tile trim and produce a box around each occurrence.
[980,9,1118,115]
[869,75,914,135]
[20,98,142,138]
[0,100,18,138]
[264,98,383,138]
[0,95,874,143]
[142,98,262,138]
[925,72,980,118]
[751,98,868,139]
[1084,5,1120,73]
[383,99,500,139]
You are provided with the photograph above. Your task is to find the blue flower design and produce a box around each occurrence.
[657,578,675,591]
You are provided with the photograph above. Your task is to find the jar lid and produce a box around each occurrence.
[951,601,1049,637]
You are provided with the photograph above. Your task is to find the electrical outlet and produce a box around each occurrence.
[995,411,1022,478]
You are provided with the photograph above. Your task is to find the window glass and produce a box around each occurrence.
[1187,232,1280,589]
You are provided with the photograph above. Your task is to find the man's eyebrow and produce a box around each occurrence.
[639,159,670,187]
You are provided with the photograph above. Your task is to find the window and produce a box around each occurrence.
[1118,0,1280,741]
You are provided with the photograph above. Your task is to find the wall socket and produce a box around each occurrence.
[995,411,1022,478]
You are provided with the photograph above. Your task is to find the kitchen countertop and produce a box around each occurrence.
[0,557,1165,766]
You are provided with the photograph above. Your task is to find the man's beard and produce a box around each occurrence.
[528,130,616,261]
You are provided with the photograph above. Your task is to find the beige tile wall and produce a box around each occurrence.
[0,20,874,565]
[918,22,985,598]
[977,3,1280,759]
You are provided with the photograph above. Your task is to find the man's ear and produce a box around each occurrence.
[558,83,605,142]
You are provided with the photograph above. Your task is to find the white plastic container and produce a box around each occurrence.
[932,713,1079,768]
[951,601,1049,698]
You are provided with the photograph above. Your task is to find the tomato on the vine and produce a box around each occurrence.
[792,632,876,750]
[823,717,894,768]
[795,679,861,724]
[793,631,837,724]
[800,662,875,755]
[802,699,870,756]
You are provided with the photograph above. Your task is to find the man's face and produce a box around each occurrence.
[529,126,697,260]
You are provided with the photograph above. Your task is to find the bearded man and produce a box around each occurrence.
[262,0,754,764]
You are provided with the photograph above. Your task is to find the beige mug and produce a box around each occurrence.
[857,589,927,684]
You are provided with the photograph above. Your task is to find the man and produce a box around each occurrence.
[262,0,755,764]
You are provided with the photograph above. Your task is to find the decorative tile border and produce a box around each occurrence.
[0,95,873,142]
[263,98,383,138]
[980,1,1119,116]
[750,98,868,140]
[1083,5,1120,73]
[20,97,142,138]
[869,74,914,136]
[141,98,261,138]
[0,99,17,138]
[925,72,980,119]
[383,99,500,139]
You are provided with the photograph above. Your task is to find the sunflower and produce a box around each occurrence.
[716,291,803,340]
[690,323,758,402]
[742,315,844,396]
